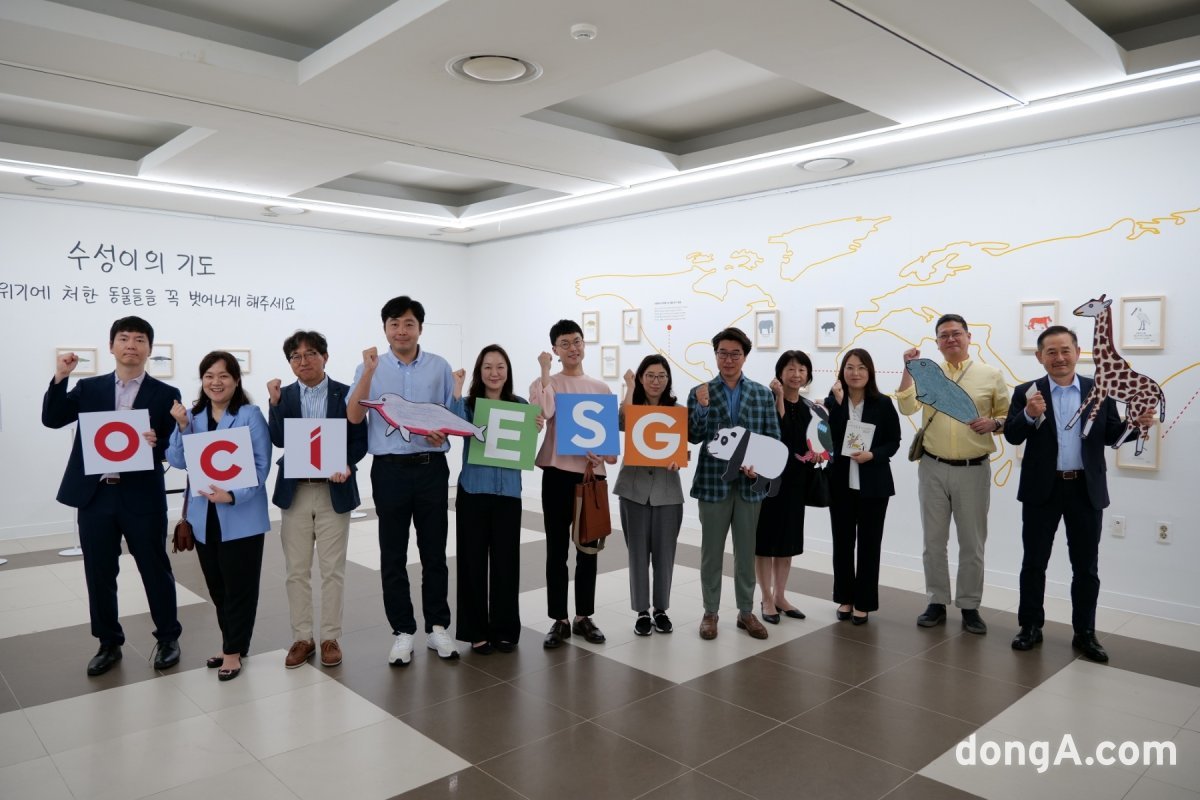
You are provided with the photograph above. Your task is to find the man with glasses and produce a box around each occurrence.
[897,314,1009,634]
[268,330,367,669]
[688,327,781,640]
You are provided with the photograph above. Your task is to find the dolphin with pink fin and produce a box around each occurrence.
[359,394,486,442]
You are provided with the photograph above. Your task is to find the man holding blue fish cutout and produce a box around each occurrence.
[897,314,1009,635]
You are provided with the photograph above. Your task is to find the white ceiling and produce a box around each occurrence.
[1,0,1199,243]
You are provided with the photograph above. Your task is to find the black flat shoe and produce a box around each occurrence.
[836,608,852,621]
[494,640,516,653]
[851,613,869,626]
[86,644,122,676]
[471,642,495,655]
[917,603,947,628]
[217,667,241,681]
[206,656,223,668]
[781,608,806,620]
[760,604,781,625]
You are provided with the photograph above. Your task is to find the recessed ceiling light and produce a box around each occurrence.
[438,226,474,233]
[264,205,306,216]
[27,175,81,187]
[799,157,854,173]
[448,55,542,85]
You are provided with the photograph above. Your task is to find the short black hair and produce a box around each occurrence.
[550,319,583,344]
[711,327,752,356]
[1037,325,1078,350]
[109,316,154,347]
[281,330,328,360]
[380,296,425,326]
[935,313,968,334]
[774,350,813,385]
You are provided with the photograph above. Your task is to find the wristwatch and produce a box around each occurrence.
[992,418,1003,432]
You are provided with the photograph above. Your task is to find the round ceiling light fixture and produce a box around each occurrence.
[264,205,307,216]
[448,55,542,85]
[438,226,474,234]
[27,175,81,187]
[798,157,854,173]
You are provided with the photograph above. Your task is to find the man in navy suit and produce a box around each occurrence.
[42,316,183,676]
[1004,325,1157,662]
[268,330,367,670]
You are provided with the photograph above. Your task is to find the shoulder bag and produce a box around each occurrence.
[172,484,195,552]
[571,462,612,554]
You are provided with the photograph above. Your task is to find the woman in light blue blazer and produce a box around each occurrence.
[167,350,271,681]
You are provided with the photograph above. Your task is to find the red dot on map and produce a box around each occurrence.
[667,325,672,331]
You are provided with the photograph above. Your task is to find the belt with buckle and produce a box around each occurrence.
[101,476,121,485]
[925,453,988,467]
[375,452,441,465]
[1056,470,1082,480]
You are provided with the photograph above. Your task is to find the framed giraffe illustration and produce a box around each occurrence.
[1120,296,1165,350]
[1116,422,1160,471]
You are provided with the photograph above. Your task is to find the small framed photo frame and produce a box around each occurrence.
[1019,301,1059,351]
[224,348,253,375]
[815,307,843,350]
[754,310,780,350]
[600,345,619,379]
[147,343,174,378]
[1115,423,1160,471]
[582,311,600,344]
[1120,296,1165,350]
[622,308,641,343]
[57,347,98,376]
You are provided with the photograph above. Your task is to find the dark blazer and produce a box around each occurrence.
[1004,375,1122,510]
[824,392,902,499]
[269,378,368,514]
[42,372,181,511]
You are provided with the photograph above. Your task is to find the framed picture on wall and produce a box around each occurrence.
[1019,300,1059,351]
[224,348,252,375]
[754,310,780,350]
[56,347,98,376]
[622,308,641,343]
[1120,296,1165,350]
[147,343,174,378]
[581,311,600,344]
[600,345,619,379]
[815,307,843,350]
[1115,423,1160,471]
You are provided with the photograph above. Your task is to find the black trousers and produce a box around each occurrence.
[454,489,522,644]
[195,503,264,656]
[1018,477,1102,633]
[372,454,451,635]
[542,467,600,620]
[830,491,889,612]
[78,482,181,646]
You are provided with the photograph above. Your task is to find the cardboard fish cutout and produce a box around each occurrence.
[706,426,789,497]
[800,397,834,467]
[360,394,486,442]
[906,358,979,424]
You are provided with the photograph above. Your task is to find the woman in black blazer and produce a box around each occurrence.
[824,348,901,624]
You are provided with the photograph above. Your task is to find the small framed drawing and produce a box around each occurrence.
[600,345,619,379]
[754,310,780,350]
[582,311,600,344]
[224,348,252,375]
[1120,296,1165,350]
[56,347,98,376]
[1019,301,1059,351]
[815,307,843,350]
[1115,423,1160,471]
[622,308,641,343]
[147,343,174,378]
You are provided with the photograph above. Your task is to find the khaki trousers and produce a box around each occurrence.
[280,483,351,642]
[918,455,991,610]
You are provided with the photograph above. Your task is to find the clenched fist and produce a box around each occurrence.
[266,378,282,406]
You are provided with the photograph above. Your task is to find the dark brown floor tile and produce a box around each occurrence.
[699,724,909,800]
[788,688,977,772]
[462,627,592,682]
[390,767,526,799]
[637,769,755,799]
[1095,633,1200,687]
[829,611,960,656]
[0,678,19,713]
[593,686,778,767]
[3,645,158,707]
[862,658,1031,725]
[481,721,688,800]
[402,683,583,763]
[511,652,673,718]
[682,655,852,721]
[881,774,984,800]
[919,625,1077,689]
[757,627,913,685]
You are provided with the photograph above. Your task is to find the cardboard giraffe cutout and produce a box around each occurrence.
[1067,294,1166,455]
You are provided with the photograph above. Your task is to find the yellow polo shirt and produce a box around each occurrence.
[896,359,1010,460]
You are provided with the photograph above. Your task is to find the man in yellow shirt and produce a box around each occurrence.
[896,314,1009,634]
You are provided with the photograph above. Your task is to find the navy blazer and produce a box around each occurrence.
[42,372,181,511]
[824,392,902,499]
[268,379,367,513]
[1004,375,1122,510]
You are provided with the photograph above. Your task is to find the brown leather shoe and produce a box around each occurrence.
[737,612,769,640]
[284,640,316,669]
[320,639,342,667]
[699,612,719,640]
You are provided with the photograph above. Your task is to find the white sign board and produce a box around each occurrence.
[78,410,153,475]
[180,426,258,496]
[283,418,348,478]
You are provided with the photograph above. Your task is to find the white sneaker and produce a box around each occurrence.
[388,633,413,666]
[426,626,459,660]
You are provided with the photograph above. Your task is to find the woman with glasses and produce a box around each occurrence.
[614,355,685,636]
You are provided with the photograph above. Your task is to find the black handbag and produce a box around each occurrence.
[804,465,831,508]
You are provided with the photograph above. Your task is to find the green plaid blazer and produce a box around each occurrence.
[687,376,782,503]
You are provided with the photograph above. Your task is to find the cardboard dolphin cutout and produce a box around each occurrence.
[360,393,486,442]
[905,358,979,424]
[706,426,789,497]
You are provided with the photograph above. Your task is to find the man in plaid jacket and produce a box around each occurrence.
[687,327,782,641]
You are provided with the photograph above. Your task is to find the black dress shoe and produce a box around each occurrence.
[760,604,781,625]
[152,639,181,670]
[471,642,495,655]
[1011,626,1044,651]
[87,644,122,676]
[782,608,806,620]
[543,620,571,649]
[572,616,606,644]
[494,640,516,653]
[851,613,869,626]
[917,604,947,628]
[836,608,853,621]
[1072,631,1109,663]
[961,609,988,635]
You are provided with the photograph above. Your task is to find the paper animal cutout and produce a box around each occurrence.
[706,426,789,497]
[905,359,979,424]
[360,394,485,442]
[800,398,833,467]
[1068,294,1165,455]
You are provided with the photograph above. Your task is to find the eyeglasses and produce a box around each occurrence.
[643,373,669,382]
[289,350,323,363]
[555,338,584,350]
[716,350,744,361]
[936,331,966,342]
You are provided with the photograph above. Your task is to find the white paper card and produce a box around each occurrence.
[78,410,154,475]
[1026,384,1044,428]
[181,426,258,496]
[841,420,876,456]
[283,418,348,478]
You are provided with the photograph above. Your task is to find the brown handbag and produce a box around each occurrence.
[571,462,612,553]
[172,485,195,553]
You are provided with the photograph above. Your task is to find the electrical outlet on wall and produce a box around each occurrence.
[1156,521,1171,544]
[1111,516,1126,538]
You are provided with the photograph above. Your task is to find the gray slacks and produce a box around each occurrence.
[918,455,991,610]
[619,498,683,612]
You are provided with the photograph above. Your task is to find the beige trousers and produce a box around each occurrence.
[918,455,991,610]
[280,483,351,642]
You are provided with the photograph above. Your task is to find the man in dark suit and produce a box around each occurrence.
[42,316,183,675]
[1004,325,1157,662]
[268,331,367,670]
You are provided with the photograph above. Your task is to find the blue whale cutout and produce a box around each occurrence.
[905,359,979,424]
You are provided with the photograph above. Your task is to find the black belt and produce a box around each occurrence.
[1056,470,1082,480]
[100,476,121,485]
[925,453,987,467]
[375,452,443,465]
[297,477,328,484]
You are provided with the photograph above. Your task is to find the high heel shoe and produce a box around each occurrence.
[836,605,852,621]
[760,603,781,625]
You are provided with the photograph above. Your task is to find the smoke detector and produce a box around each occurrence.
[571,23,598,41]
